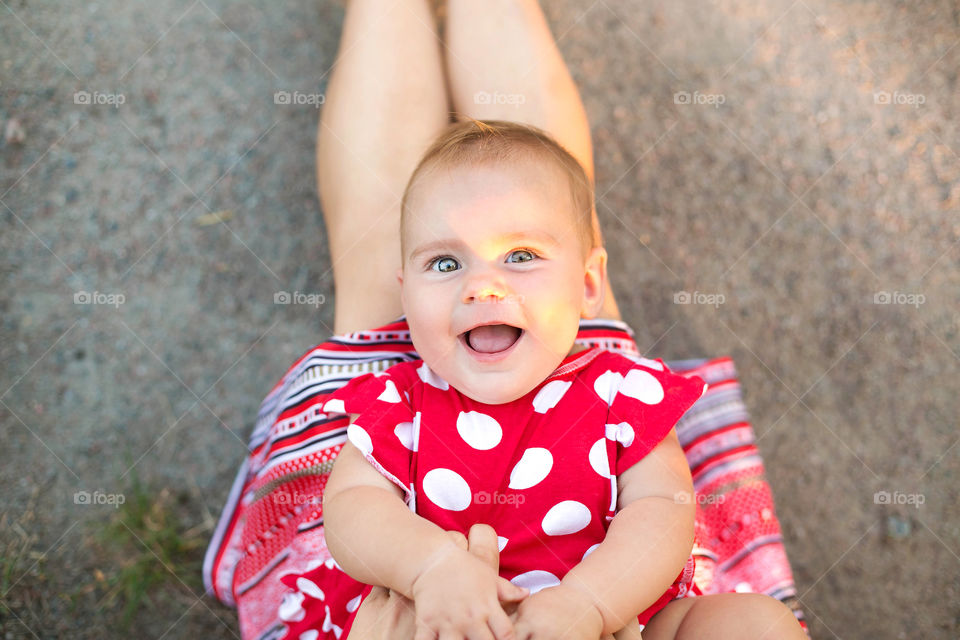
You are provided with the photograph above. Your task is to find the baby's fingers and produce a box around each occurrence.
[413,622,435,640]
[496,577,529,603]
[488,606,522,640]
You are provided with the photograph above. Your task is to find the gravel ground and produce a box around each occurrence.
[1,1,958,638]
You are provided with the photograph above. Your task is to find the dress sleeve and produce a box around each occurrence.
[607,359,708,476]
[322,371,419,506]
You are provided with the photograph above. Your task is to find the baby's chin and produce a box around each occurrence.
[454,381,534,405]
[446,367,552,405]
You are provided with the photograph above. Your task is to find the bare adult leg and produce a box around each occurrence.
[318,0,451,335]
[443,0,623,322]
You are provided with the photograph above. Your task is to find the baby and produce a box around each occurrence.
[321,119,708,640]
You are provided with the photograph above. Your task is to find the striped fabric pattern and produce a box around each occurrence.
[203,316,809,639]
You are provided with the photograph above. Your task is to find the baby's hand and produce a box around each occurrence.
[410,534,529,640]
[509,583,605,640]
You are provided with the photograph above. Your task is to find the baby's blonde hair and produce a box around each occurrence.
[400,118,597,264]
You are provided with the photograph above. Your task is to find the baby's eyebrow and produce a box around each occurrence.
[408,230,560,262]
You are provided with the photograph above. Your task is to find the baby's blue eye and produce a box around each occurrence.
[507,249,536,263]
[431,257,460,273]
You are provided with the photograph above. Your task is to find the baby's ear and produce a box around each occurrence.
[396,266,404,285]
[581,246,607,319]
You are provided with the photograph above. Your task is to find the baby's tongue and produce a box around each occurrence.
[467,324,521,353]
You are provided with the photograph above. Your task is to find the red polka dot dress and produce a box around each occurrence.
[284,345,708,637]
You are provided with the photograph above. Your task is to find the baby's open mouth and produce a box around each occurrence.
[461,324,523,354]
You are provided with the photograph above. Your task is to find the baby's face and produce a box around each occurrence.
[397,161,606,404]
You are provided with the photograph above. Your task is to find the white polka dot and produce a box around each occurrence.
[457,411,503,450]
[497,536,509,552]
[323,398,346,415]
[735,582,754,593]
[299,631,319,640]
[412,412,421,452]
[508,448,553,490]
[542,500,591,536]
[394,421,414,450]
[619,369,664,404]
[278,591,306,622]
[346,593,362,613]
[593,370,624,405]
[629,356,664,371]
[605,422,635,447]
[510,570,560,595]
[321,605,342,636]
[422,468,472,511]
[532,380,571,413]
[378,379,402,403]
[582,543,601,560]
[347,424,373,455]
[588,438,610,478]
[417,362,449,390]
[296,577,325,600]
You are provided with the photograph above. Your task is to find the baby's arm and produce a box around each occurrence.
[557,428,696,636]
[323,430,452,598]
[323,421,527,639]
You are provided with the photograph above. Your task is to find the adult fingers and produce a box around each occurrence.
[445,528,469,551]
[467,523,501,572]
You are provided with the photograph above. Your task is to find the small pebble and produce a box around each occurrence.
[4,118,25,144]
[886,515,912,539]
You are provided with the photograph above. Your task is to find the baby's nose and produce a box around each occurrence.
[463,274,509,303]
[467,285,505,303]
